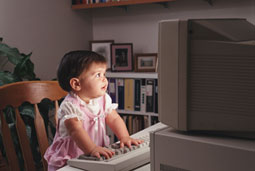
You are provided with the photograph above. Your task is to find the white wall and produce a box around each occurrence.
[92,0,255,54]
[0,0,92,80]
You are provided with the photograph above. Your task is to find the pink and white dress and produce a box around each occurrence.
[44,92,118,169]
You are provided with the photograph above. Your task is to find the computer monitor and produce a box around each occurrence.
[158,18,255,138]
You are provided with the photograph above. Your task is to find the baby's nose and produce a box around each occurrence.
[103,77,107,82]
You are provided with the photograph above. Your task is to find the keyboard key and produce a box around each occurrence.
[78,155,103,161]
[111,143,120,149]
[123,147,130,153]
[115,147,125,155]
[131,145,138,150]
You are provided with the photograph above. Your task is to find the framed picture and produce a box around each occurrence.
[135,53,158,72]
[90,40,114,70]
[111,43,133,72]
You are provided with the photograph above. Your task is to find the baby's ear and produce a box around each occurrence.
[70,78,81,91]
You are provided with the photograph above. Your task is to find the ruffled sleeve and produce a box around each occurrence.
[58,101,84,121]
[104,93,118,115]
[58,101,84,137]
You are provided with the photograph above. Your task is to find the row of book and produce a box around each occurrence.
[72,0,120,5]
[107,78,158,114]
[106,115,159,143]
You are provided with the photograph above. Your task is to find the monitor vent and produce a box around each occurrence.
[188,40,255,131]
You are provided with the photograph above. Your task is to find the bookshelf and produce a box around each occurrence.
[72,0,175,9]
[106,71,158,125]
[106,72,158,142]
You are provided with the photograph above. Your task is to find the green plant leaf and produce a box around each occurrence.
[0,71,20,86]
[14,52,36,80]
[3,106,15,124]
[19,104,35,119]
[0,43,23,65]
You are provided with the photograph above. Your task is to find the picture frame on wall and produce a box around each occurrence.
[135,53,158,72]
[90,40,114,70]
[111,43,133,72]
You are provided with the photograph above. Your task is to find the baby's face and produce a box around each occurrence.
[77,62,108,102]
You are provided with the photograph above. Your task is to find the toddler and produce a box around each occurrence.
[44,50,142,170]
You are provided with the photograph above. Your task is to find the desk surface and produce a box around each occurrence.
[58,163,150,171]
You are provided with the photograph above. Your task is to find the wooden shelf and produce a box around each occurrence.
[72,0,175,9]
[106,72,158,79]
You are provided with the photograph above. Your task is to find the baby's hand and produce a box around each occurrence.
[119,136,144,149]
[90,146,115,159]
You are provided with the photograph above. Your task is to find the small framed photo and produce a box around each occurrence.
[90,40,114,70]
[111,43,133,72]
[135,53,158,72]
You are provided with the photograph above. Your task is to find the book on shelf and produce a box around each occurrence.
[108,78,117,103]
[143,115,149,129]
[122,115,128,125]
[93,0,100,3]
[134,79,141,111]
[133,116,144,134]
[154,79,158,113]
[124,79,134,111]
[140,79,147,113]
[136,116,144,133]
[74,0,81,4]
[76,0,106,4]
[128,115,133,135]
[72,0,76,5]
[151,116,159,125]
[146,79,154,112]
[132,116,138,134]
[117,78,124,110]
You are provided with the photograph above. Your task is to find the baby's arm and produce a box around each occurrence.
[65,118,114,158]
[106,110,143,148]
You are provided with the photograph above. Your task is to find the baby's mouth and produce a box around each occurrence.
[102,85,107,90]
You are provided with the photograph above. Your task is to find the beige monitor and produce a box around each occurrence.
[158,18,255,138]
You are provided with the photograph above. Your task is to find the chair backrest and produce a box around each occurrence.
[0,81,67,171]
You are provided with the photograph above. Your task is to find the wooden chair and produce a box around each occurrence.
[0,81,67,171]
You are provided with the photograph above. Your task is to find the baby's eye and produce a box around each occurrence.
[96,73,101,78]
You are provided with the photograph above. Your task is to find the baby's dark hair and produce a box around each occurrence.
[57,50,107,92]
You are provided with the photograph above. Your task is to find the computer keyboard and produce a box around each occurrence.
[67,122,167,171]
